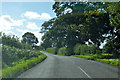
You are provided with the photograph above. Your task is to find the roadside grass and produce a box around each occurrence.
[42,50,119,67]
[71,54,119,67]
[1,53,47,78]
[96,59,119,66]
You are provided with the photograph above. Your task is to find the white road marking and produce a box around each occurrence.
[78,66,92,78]
[70,59,92,79]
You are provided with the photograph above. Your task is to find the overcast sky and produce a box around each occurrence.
[0,2,56,45]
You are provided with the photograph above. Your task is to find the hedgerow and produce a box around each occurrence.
[46,47,57,54]
[57,47,67,55]
[1,45,47,78]
[2,53,47,78]
[2,45,41,68]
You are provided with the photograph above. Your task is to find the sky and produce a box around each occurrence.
[0,1,106,48]
[0,2,56,45]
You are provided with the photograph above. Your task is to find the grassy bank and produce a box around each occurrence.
[71,54,119,67]
[43,50,119,67]
[2,53,47,78]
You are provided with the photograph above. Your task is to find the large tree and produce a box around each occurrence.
[22,32,39,48]
[104,2,120,57]
[41,2,119,56]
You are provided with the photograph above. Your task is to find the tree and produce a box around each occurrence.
[41,11,110,55]
[41,2,119,56]
[104,2,120,57]
[52,2,108,16]
[22,32,39,48]
[40,18,56,33]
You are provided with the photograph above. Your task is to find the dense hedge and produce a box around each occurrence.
[74,44,101,55]
[1,45,47,78]
[57,47,67,55]
[2,53,47,78]
[46,47,57,54]
[2,33,32,49]
[45,44,101,56]
[2,45,41,68]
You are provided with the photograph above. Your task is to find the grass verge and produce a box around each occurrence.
[71,54,119,67]
[2,53,47,78]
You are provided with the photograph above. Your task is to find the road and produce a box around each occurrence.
[18,51,119,78]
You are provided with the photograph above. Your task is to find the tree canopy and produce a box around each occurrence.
[40,2,120,56]
[22,32,39,48]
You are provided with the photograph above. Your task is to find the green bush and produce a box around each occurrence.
[101,54,113,59]
[46,47,57,54]
[74,44,101,55]
[74,44,90,55]
[2,53,47,78]
[57,47,67,55]
[74,44,81,55]
[2,33,32,49]
[2,45,41,68]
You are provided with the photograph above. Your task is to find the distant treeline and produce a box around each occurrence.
[0,32,42,50]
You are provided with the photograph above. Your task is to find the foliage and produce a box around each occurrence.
[96,59,119,66]
[41,2,119,57]
[46,47,57,54]
[2,53,47,78]
[52,2,108,16]
[1,44,47,78]
[72,53,114,60]
[74,44,101,55]
[2,33,32,49]
[22,32,39,48]
[71,54,119,66]
[104,2,120,57]
[41,10,111,55]
[2,45,41,68]
[57,47,67,55]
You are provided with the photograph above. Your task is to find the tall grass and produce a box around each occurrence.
[71,54,119,67]
[2,45,41,68]
[1,45,47,78]
[2,53,47,78]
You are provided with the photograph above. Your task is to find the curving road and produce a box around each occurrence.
[18,51,119,78]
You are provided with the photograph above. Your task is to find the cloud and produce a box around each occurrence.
[0,15,44,45]
[26,22,40,30]
[23,11,41,19]
[0,15,14,31]
[40,13,52,21]
[23,11,52,21]
[0,15,25,32]
[5,31,18,37]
